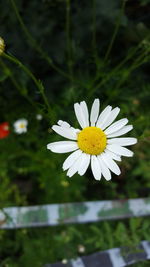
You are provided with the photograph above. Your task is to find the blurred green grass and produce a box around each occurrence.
[0,0,150,265]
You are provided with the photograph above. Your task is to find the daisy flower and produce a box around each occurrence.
[14,119,28,134]
[47,99,137,180]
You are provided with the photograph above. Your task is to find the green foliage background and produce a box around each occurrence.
[0,0,150,266]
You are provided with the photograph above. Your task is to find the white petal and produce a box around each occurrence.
[90,99,100,126]
[71,128,80,134]
[107,137,137,146]
[15,128,27,134]
[104,118,128,135]
[74,103,87,128]
[101,153,121,175]
[98,156,111,181]
[107,125,133,138]
[21,119,28,126]
[80,101,89,127]
[52,125,77,140]
[78,153,90,176]
[66,154,83,177]
[91,155,101,180]
[104,148,121,161]
[107,144,134,157]
[96,105,112,128]
[47,141,78,153]
[14,119,28,127]
[58,120,63,126]
[57,120,70,128]
[63,150,82,171]
[101,107,120,130]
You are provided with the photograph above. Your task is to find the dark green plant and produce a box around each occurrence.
[0,0,150,265]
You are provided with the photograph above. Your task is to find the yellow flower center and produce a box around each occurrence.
[77,127,107,155]
[19,123,25,129]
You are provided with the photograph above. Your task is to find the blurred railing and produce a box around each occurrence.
[1,198,150,266]
[45,241,150,267]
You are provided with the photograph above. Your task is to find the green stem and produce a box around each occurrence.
[0,59,37,109]
[104,0,126,62]
[87,41,148,97]
[3,53,50,113]
[66,0,74,80]
[107,49,150,92]
[9,0,72,81]
[92,0,98,60]
[88,45,139,96]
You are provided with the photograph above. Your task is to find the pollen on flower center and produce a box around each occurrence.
[77,127,107,155]
[19,123,25,129]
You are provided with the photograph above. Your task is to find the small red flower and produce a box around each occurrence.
[0,122,10,139]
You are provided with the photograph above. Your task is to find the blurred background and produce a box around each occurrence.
[0,0,150,266]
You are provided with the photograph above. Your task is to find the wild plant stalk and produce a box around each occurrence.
[104,0,126,62]
[9,0,71,81]
[0,59,38,110]
[88,0,150,98]
[109,51,148,89]
[7,0,150,104]
[88,0,149,97]
[92,0,98,63]
[87,38,150,98]
[88,0,127,94]
[110,43,150,92]
[2,53,51,116]
[66,0,74,81]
